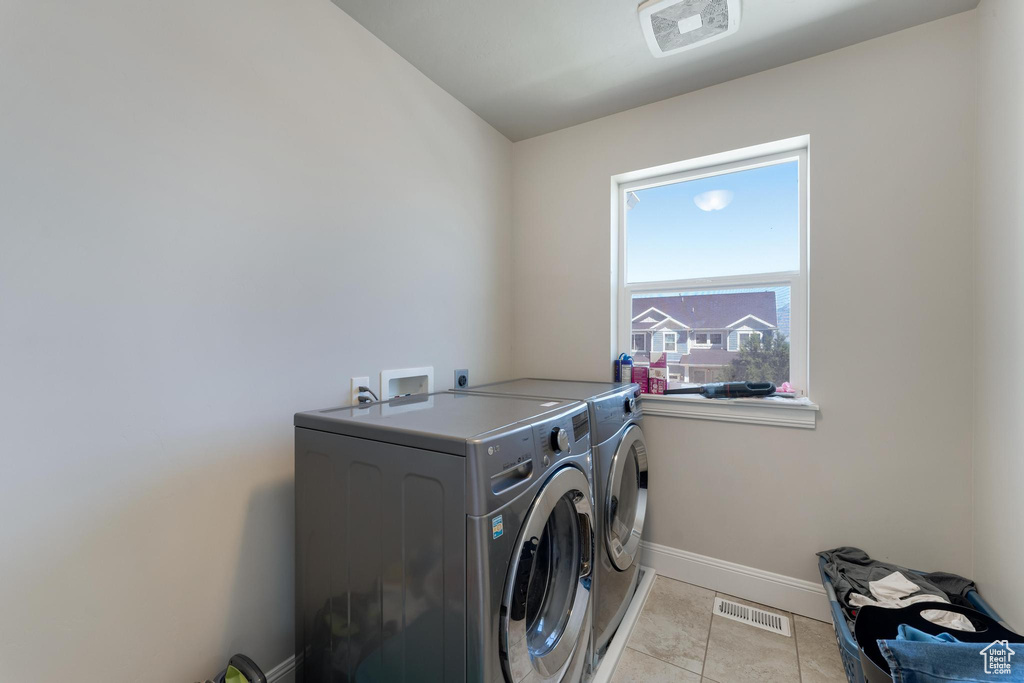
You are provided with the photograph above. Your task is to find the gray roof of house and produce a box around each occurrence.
[632,348,738,367]
[632,291,778,330]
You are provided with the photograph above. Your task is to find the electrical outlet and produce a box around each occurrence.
[454,369,469,389]
[350,376,370,406]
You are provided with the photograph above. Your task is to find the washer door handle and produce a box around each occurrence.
[605,425,649,571]
[577,504,593,579]
[509,536,540,621]
[500,466,595,682]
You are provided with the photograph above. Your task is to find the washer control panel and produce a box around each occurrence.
[465,402,591,516]
[550,427,570,453]
[535,408,589,461]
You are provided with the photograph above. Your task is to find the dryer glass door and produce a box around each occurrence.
[605,425,649,571]
[501,466,594,682]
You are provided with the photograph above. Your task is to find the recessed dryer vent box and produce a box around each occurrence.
[638,0,741,58]
[380,366,434,400]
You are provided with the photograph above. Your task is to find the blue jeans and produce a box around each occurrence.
[880,627,1024,682]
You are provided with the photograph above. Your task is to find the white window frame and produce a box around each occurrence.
[663,331,677,352]
[631,332,647,352]
[615,138,815,428]
[709,332,723,346]
[693,332,711,347]
[732,329,764,352]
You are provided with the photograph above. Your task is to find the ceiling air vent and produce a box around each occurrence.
[713,597,792,636]
[638,0,741,58]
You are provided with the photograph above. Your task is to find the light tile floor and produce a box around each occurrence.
[611,576,847,683]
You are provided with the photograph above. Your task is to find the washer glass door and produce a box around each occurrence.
[605,425,648,571]
[502,466,594,682]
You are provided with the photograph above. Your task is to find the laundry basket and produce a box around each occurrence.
[817,556,1004,683]
[855,601,1023,683]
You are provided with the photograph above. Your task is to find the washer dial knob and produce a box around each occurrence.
[550,427,570,453]
[625,397,637,414]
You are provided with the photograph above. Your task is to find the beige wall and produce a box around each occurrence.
[973,0,1024,630]
[2,0,1011,677]
[0,1,512,680]
[512,13,977,584]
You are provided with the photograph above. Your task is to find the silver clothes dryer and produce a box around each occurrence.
[294,391,597,683]
[453,380,649,664]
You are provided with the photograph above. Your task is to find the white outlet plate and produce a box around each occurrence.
[350,376,369,406]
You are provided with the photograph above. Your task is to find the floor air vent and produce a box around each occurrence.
[713,597,791,636]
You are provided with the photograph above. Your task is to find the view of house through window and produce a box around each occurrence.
[620,148,807,393]
[632,287,791,385]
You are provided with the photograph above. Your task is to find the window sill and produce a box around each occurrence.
[639,393,818,429]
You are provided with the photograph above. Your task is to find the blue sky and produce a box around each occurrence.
[626,160,799,283]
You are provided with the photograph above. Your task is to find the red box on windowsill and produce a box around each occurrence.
[631,366,649,393]
[648,377,666,395]
[649,352,668,379]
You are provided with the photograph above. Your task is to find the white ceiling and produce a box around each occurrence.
[329,0,979,141]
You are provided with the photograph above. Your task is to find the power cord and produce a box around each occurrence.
[358,385,379,402]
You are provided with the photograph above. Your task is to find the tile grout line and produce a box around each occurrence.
[793,614,804,683]
[656,579,812,683]
[627,579,716,678]
[710,590,806,682]
[700,592,719,679]
[627,644,704,678]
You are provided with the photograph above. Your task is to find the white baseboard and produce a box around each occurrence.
[639,541,831,623]
[265,655,296,683]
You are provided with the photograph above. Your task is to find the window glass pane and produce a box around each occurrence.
[631,287,791,386]
[626,160,799,283]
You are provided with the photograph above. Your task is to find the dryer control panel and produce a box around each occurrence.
[590,386,643,447]
[465,404,591,517]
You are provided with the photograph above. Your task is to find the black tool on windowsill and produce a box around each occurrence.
[665,381,776,398]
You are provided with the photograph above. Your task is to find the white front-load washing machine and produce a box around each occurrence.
[453,380,649,667]
[295,391,597,683]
